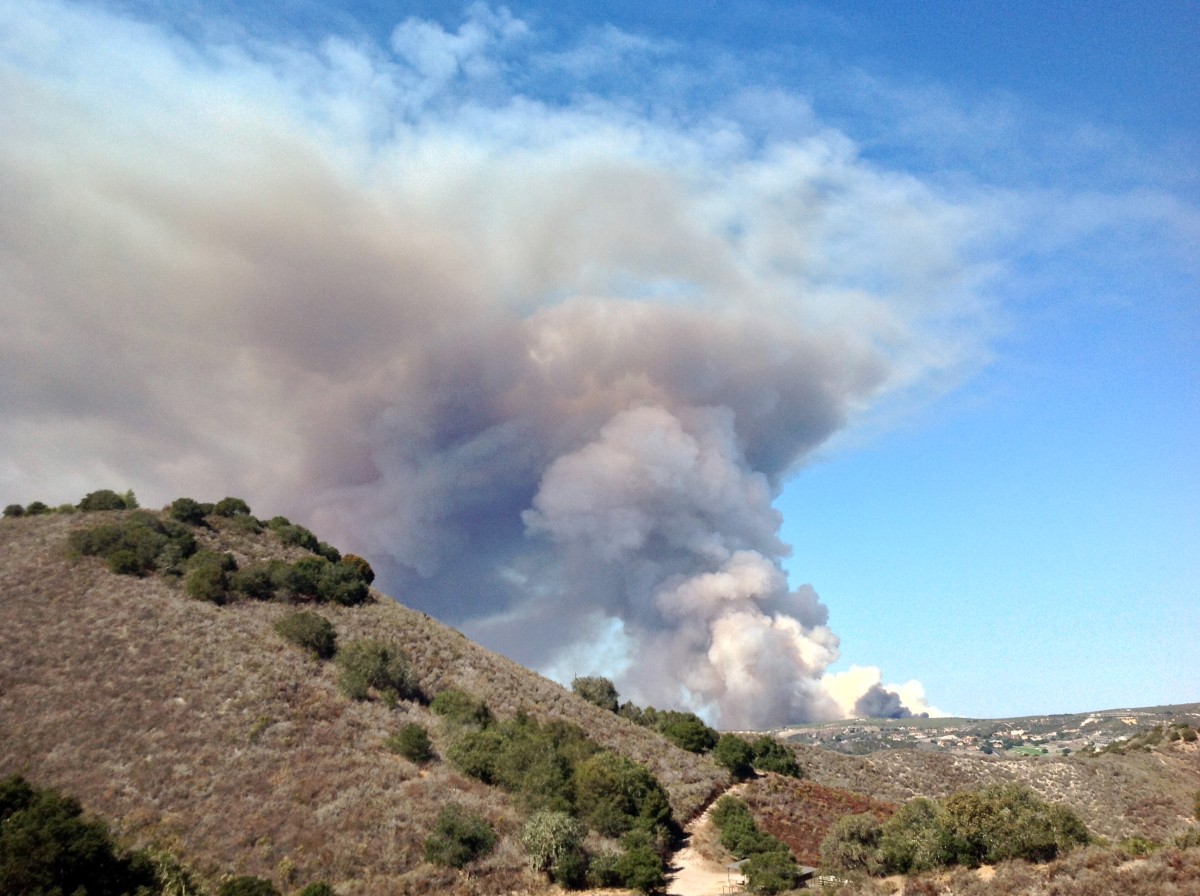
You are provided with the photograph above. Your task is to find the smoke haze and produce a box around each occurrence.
[0,1,1006,725]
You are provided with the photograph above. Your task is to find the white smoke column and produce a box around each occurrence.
[0,2,997,726]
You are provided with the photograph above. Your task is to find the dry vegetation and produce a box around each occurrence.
[787,739,1200,844]
[0,510,726,895]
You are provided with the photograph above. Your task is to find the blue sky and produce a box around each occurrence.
[2,1,1196,722]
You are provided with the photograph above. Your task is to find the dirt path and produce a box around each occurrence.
[666,785,747,896]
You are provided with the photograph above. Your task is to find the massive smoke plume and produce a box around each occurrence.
[0,2,994,725]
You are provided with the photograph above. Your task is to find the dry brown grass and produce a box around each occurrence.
[0,512,726,895]
[789,738,1200,844]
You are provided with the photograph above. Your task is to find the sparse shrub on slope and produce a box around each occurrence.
[0,775,160,896]
[423,805,497,869]
[572,675,619,713]
[431,688,495,729]
[335,639,420,702]
[3,504,23,518]
[274,611,337,660]
[386,723,434,764]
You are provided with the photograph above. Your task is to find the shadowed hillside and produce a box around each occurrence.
[0,508,728,895]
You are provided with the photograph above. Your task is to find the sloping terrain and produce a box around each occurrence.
[0,510,727,895]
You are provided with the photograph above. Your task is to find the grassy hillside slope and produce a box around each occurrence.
[0,510,728,895]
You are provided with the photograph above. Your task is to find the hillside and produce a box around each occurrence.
[0,507,728,895]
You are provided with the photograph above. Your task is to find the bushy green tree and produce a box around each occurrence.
[614,829,667,894]
[572,752,673,838]
[423,805,497,868]
[213,496,252,517]
[750,736,802,777]
[572,676,620,713]
[660,712,719,753]
[229,563,276,601]
[713,734,756,779]
[169,497,208,525]
[386,723,434,763]
[340,554,375,584]
[3,504,23,518]
[335,640,419,702]
[0,775,159,896]
[77,489,132,511]
[184,551,236,604]
[26,500,51,515]
[274,611,337,659]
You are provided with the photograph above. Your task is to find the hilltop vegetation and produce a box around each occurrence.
[0,495,728,895]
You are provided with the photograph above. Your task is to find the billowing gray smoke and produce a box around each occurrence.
[0,2,985,726]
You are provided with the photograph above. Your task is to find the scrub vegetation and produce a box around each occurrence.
[2,492,1199,896]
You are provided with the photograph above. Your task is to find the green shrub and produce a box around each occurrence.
[447,729,506,783]
[230,564,277,601]
[713,734,756,779]
[77,489,132,511]
[431,688,494,728]
[520,810,586,875]
[386,723,434,763]
[184,551,236,604]
[3,504,23,518]
[572,676,619,713]
[274,611,337,659]
[26,501,50,515]
[217,876,280,896]
[750,736,802,777]
[572,751,673,838]
[316,560,370,605]
[614,830,666,893]
[743,849,802,894]
[820,812,885,874]
[0,775,159,896]
[341,553,375,584]
[169,497,208,525]
[213,497,252,517]
[268,517,319,552]
[660,712,719,753]
[423,806,497,868]
[335,640,419,702]
[298,884,333,896]
[316,541,341,563]
[68,512,197,576]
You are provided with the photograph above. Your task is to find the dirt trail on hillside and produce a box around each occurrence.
[666,784,747,896]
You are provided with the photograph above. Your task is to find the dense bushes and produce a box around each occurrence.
[710,796,802,893]
[68,511,197,577]
[710,733,803,780]
[0,775,159,896]
[820,783,1090,875]
[423,805,497,868]
[620,704,719,754]
[440,692,677,891]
